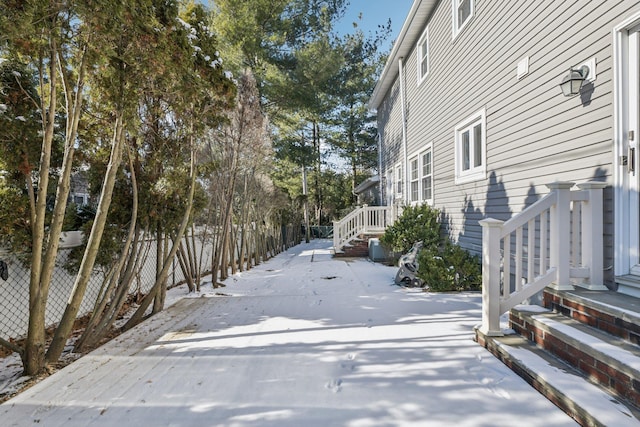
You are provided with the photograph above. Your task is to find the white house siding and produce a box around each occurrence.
[373,0,640,286]
[378,74,405,204]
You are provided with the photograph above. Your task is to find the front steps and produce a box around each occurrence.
[476,288,640,426]
[334,234,382,258]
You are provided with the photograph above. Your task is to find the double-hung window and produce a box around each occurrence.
[386,169,394,204]
[455,109,486,184]
[410,157,419,202]
[395,164,403,198]
[417,28,429,84]
[421,147,433,203]
[452,0,474,38]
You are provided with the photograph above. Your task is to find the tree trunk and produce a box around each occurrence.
[122,135,199,331]
[24,32,60,375]
[153,235,168,314]
[302,166,310,243]
[45,112,125,364]
[176,241,195,292]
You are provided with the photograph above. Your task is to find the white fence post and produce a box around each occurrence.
[547,182,575,290]
[479,218,504,337]
[576,182,608,290]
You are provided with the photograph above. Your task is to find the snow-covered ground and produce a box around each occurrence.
[0,239,577,426]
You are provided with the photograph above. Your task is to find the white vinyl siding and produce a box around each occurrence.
[455,109,486,184]
[374,0,620,275]
[417,27,429,84]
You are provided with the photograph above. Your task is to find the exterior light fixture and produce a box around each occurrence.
[560,65,590,96]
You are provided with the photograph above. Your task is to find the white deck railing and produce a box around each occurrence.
[478,181,607,336]
[333,205,397,252]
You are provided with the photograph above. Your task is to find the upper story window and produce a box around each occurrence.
[455,108,486,184]
[452,0,474,38]
[417,27,429,84]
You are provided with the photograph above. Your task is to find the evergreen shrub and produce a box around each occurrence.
[380,204,482,292]
[416,241,481,292]
[379,204,440,254]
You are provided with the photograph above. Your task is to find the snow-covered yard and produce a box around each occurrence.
[0,239,577,426]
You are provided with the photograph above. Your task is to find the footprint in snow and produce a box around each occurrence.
[340,353,357,371]
[325,378,342,392]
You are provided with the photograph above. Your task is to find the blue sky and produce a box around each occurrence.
[334,0,415,51]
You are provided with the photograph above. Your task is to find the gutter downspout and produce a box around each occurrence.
[399,57,408,206]
[377,133,383,205]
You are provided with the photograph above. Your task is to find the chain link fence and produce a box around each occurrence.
[0,224,300,343]
[0,240,188,343]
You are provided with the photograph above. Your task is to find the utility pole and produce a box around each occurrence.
[302,165,310,243]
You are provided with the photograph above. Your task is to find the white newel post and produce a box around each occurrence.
[362,205,369,233]
[333,220,339,250]
[547,182,575,290]
[577,182,608,290]
[479,218,504,337]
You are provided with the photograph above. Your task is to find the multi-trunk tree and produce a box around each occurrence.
[0,0,235,374]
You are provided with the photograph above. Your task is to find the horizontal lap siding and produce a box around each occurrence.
[389,0,639,280]
[379,76,404,174]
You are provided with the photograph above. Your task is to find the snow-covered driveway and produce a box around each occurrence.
[1,239,576,426]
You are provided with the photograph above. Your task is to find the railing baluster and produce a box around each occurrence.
[540,210,547,274]
[503,233,511,297]
[527,218,535,284]
[515,227,523,291]
[571,201,580,268]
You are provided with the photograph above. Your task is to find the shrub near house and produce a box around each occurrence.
[416,242,481,292]
[380,204,481,292]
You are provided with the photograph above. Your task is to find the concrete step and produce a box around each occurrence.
[510,305,640,414]
[543,288,640,346]
[486,332,640,426]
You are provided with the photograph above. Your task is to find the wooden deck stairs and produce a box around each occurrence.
[332,205,398,257]
[333,234,382,258]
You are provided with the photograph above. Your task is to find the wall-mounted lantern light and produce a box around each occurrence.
[559,65,590,96]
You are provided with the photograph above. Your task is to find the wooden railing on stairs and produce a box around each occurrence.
[478,182,607,336]
[333,205,398,252]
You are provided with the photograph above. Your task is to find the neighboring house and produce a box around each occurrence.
[370,0,640,297]
[69,171,91,207]
[354,175,381,206]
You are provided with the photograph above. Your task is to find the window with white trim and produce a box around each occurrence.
[452,0,474,38]
[386,169,394,204]
[395,164,403,198]
[417,27,429,84]
[410,157,419,202]
[455,109,486,184]
[421,147,433,203]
